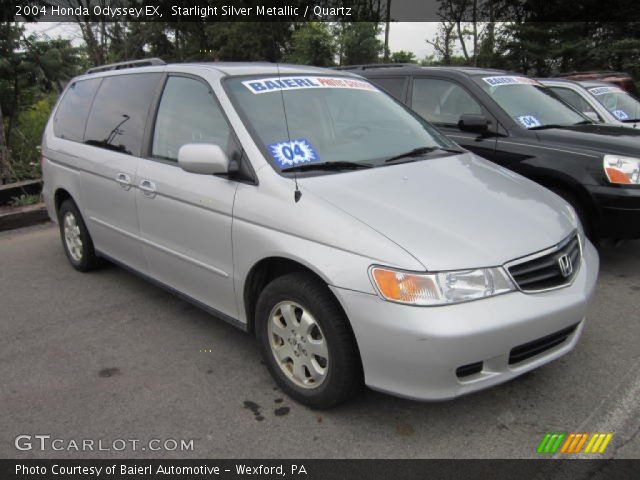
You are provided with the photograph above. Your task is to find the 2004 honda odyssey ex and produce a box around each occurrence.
[42,59,599,408]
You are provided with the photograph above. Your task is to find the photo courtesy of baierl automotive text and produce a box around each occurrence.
[2,0,639,476]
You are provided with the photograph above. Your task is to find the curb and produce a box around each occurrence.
[0,202,51,232]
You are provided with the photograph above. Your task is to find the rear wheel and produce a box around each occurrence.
[255,272,362,409]
[58,199,100,272]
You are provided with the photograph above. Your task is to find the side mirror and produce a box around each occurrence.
[178,143,229,175]
[458,114,490,134]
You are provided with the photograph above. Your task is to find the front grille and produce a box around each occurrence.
[509,324,578,365]
[507,232,581,292]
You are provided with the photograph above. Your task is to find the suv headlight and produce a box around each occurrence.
[370,266,515,306]
[603,155,640,185]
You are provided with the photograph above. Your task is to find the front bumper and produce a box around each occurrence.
[331,240,599,401]
[588,184,640,239]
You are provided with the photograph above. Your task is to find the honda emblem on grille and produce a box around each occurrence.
[558,254,573,278]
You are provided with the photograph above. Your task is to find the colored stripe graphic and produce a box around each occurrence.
[584,433,613,454]
[537,433,565,454]
[539,433,613,454]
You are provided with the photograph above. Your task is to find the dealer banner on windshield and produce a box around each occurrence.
[482,76,541,87]
[242,76,379,94]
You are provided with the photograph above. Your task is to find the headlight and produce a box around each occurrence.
[370,266,515,306]
[603,155,640,185]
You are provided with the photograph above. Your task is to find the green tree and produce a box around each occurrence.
[0,22,22,183]
[286,23,335,66]
[0,25,81,183]
[339,22,383,65]
[11,94,57,180]
[205,22,293,62]
[389,50,416,63]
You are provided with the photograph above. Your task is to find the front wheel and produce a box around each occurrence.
[255,272,362,409]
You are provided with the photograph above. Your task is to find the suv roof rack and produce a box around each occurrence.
[334,63,419,71]
[552,70,631,78]
[86,58,166,75]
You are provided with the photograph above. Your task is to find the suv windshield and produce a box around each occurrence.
[225,75,457,173]
[475,75,588,129]
[586,85,640,122]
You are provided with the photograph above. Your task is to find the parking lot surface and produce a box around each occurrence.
[1,223,639,459]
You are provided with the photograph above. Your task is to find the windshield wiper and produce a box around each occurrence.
[528,120,591,131]
[281,161,373,173]
[384,146,464,164]
[527,124,568,130]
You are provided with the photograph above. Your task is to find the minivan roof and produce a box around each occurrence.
[79,61,354,80]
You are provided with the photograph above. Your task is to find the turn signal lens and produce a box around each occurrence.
[371,268,439,304]
[370,266,515,306]
[603,155,640,185]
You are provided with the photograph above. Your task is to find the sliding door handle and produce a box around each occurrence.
[139,179,157,198]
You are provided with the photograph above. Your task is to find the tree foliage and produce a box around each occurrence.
[390,50,416,63]
[0,23,81,183]
[338,22,383,65]
[286,23,336,66]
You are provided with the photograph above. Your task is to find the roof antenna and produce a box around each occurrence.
[271,22,301,202]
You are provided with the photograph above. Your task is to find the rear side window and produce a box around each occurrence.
[53,78,101,142]
[85,73,162,156]
[370,77,407,101]
[152,76,232,161]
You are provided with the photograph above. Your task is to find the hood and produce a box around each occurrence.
[534,124,640,156]
[300,153,576,271]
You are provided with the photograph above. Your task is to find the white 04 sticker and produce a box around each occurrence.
[268,138,319,168]
[612,109,629,120]
[518,115,542,128]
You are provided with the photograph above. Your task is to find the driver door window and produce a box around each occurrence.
[550,87,602,122]
[411,78,483,127]
[152,76,231,161]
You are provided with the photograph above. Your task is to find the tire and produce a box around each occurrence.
[58,199,101,272]
[548,187,595,242]
[255,272,363,409]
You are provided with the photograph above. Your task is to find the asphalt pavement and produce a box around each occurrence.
[1,223,639,459]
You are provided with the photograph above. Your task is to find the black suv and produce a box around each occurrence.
[344,65,640,241]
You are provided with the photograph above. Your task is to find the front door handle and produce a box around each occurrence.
[139,179,157,198]
[115,173,132,190]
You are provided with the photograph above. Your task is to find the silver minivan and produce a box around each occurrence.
[42,60,599,408]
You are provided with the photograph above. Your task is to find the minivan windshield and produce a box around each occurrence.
[475,75,589,129]
[225,75,458,173]
[586,85,640,122]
